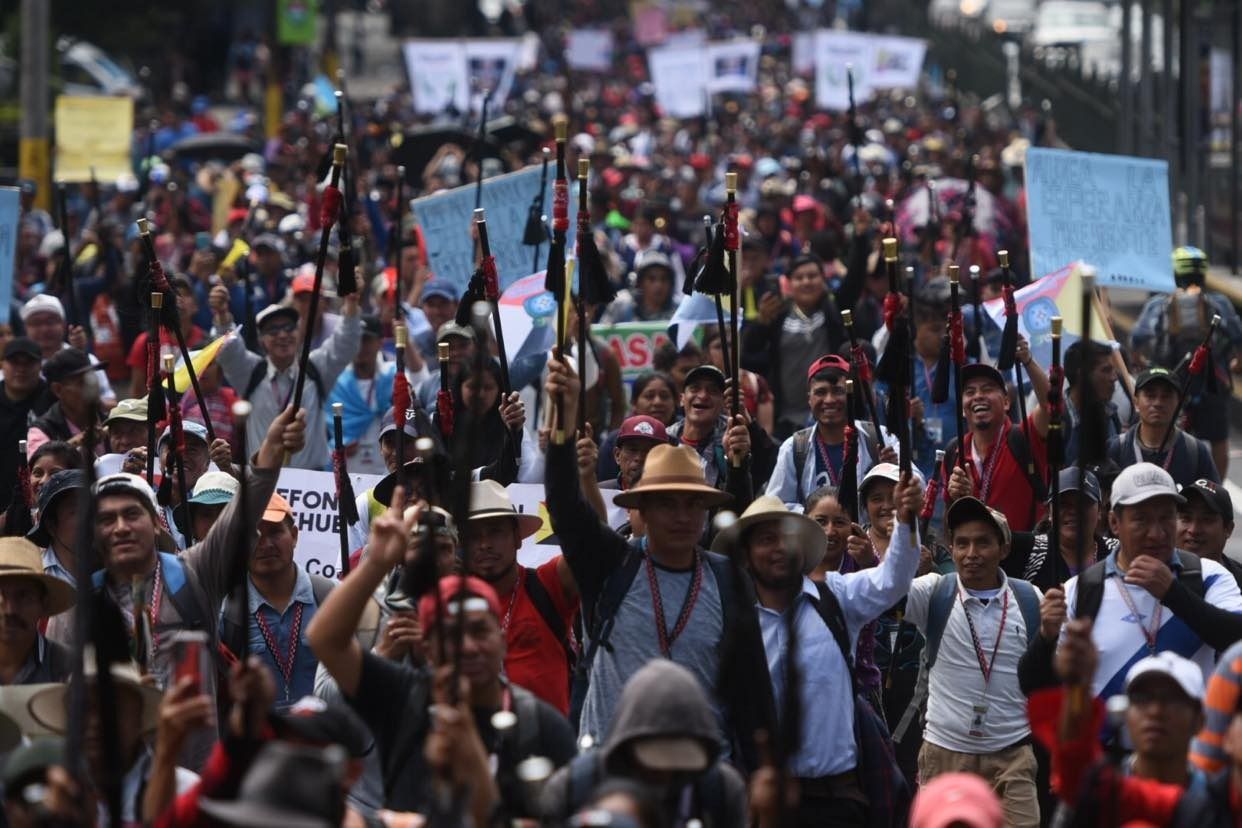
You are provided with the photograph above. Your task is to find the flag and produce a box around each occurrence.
[667,292,736,350]
[170,330,238,394]
[496,270,558,365]
[982,262,1115,372]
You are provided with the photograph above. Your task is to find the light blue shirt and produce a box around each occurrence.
[760,521,922,776]
[41,547,74,586]
[246,567,320,709]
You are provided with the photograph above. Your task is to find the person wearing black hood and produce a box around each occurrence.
[540,660,748,828]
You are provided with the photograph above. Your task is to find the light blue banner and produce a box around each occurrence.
[411,165,576,292]
[1025,147,1174,292]
[0,187,18,321]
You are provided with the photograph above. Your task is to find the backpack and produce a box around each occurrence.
[811,581,912,828]
[563,750,728,826]
[792,422,880,502]
[942,427,1047,525]
[244,359,325,405]
[1072,551,1204,620]
[892,573,1040,745]
[521,567,577,673]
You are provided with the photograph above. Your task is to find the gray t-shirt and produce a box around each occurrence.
[579,559,724,746]
[778,308,826,428]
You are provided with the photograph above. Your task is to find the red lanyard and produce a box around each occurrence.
[920,359,936,396]
[146,556,164,660]
[960,587,1009,685]
[255,601,306,700]
[968,420,1009,503]
[501,568,524,634]
[646,553,703,658]
[814,431,842,486]
[1114,577,1162,655]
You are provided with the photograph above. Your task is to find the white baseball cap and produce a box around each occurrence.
[1125,651,1204,703]
[859,461,925,499]
[1111,462,1186,509]
[20,294,65,322]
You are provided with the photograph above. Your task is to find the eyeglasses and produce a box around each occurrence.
[261,322,297,336]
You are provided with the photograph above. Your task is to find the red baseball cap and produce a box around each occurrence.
[806,354,850,383]
[909,772,1004,828]
[616,415,669,446]
[417,576,503,634]
[227,207,249,225]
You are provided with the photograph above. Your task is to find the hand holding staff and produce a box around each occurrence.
[996,250,1020,371]
[1159,313,1222,454]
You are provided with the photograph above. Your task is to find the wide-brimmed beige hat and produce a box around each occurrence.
[711,495,827,575]
[28,649,163,735]
[468,481,541,539]
[613,444,733,509]
[0,539,75,617]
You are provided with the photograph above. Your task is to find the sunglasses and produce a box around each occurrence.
[261,322,297,336]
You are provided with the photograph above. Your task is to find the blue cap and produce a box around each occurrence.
[421,281,459,303]
[158,419,210,449]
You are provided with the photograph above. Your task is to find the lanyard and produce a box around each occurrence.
[960,587,1009,685]
[647,552,704,658]
[255,601,306,700]
[1134,432,1177,472]
[501,568,524,634]
[146,557,164,661]
[1114,576,1163,655]
[272,371,294,410]
[968,420,1009,503]
[813,431,842,486]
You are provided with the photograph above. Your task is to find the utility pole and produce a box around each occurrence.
[18,0,50,212]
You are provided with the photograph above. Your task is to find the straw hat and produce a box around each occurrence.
[613,444,733,509]
[28,649,163,734]
[710,495,827,575]
[468,481,542,539]
[0,539,75,616]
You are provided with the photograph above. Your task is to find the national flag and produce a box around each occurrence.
[170,330,238,394]
[667,292,736,351]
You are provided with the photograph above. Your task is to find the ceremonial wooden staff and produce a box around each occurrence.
[526,147,551,275]
[5,440,32,537]
[472,91,493,212]
[393,324,411,475]
[1047,316,1065,566]
[436,342,454,445]
[934,265,968,470]
[1159,314,1221,455]
[547,115,570,444]
[694,214,732,383]
[949,155,978,263]
[575,159,617,432]
[919,449,946,540]
[839,380,860,521]
[131,574,149,675]
[289,144,346,418]
[229,400,253,733]
[475,208,523,463]
[137,220,216,441]
[845,66,864,206]
[967,264,984,362]
[724,172,742,450]
[163,354,195,545]
[331,403,359,578]
[55,185,79,328]
[876,239,913,483]
[995,249,1020,370]
[333,90,359,298]
[146,292,165,485]
[393,165,406,322]
[840,309,884,461]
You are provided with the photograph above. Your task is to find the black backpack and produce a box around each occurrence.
[1073,551,1204,620]
[243,359,325,403]
[791,422,880,502]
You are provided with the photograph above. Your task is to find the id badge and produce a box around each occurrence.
[969,704,988,738]
[925,417,944,444]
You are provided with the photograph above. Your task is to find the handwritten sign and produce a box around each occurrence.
[1025,148,1174,292]
[53,96,134,183]
[0,187,17,321]
[411,166,576,291]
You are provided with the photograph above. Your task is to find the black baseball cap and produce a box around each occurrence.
[1134,367,1180,394]
[43,348,106,384]
[960,363,1007,390]
[1047,468,1102,504]
[682,364,726,392]
[1179,479,1234,522]
[2,337,40,362]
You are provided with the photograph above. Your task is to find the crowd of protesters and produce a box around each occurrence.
[3,3,1242,827]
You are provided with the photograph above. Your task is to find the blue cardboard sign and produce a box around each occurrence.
[0,187,18,321]
[1025,147,1174,292]
[411,165,576,292]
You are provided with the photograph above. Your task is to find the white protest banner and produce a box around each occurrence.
[706,39,761,94]
[279,468,383,579]
[566,28,615,71]
[648,43,708,117]
[464,39,523,110]
[664,28,707,49]
[868,35,927,90]
[507,483,627,569]
[813,30,873,110]
[403,40,468,115]
[411,165,576,290]
[792,32,816,76]
[1024,147,1174,292]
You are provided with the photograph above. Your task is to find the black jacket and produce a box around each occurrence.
[740,291,846,420]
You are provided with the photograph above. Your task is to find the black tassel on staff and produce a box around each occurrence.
[333,88,359,299]
[289,145,347,420]
[331,403,359,578]
[475,208,522,464]
[948,266,968,470]
[526,147,551,275]
[695,215,732,380]
[845,65,864,206]
[436,342,454,445]
[136,220,215,442]
[840,309,884,461]
[547,115,570,444]
[875,238,913,484]
[995,249,1021,371]
[145,292,164,485]
[575,158,617,433]
[163,354,195,545]
[724,172,742,448]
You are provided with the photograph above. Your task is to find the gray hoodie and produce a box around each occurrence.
[540,660,747,827]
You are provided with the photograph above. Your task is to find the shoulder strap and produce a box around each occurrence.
[812,581,856,687]
[1009,579,1042,645]
[511,685,543,761]
[792,428,812,498]
[309,573,335,606]
[219,589,247,662]
[923,573,959,672]
[522,567,574,665]
[1007,426,1048,502]
[158,554,207,633]
[1074,560,1109,620]
[1178,550,1205,599]
[243,359,325,401]
[704,552,735,638]
[579,547,644,674]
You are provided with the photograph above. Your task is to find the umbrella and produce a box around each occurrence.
[895,178,1000,244]
[391,126,507,186]
[168,132,261,162]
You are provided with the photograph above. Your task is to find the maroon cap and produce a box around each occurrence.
[616,415,670,446]
[807,354,850,383]
[417,576,503,635]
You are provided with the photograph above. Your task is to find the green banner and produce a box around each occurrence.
[278,0,319,46]
[591,320,677,383]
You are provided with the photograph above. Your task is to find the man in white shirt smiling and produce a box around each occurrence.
[904,496,1043,828]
